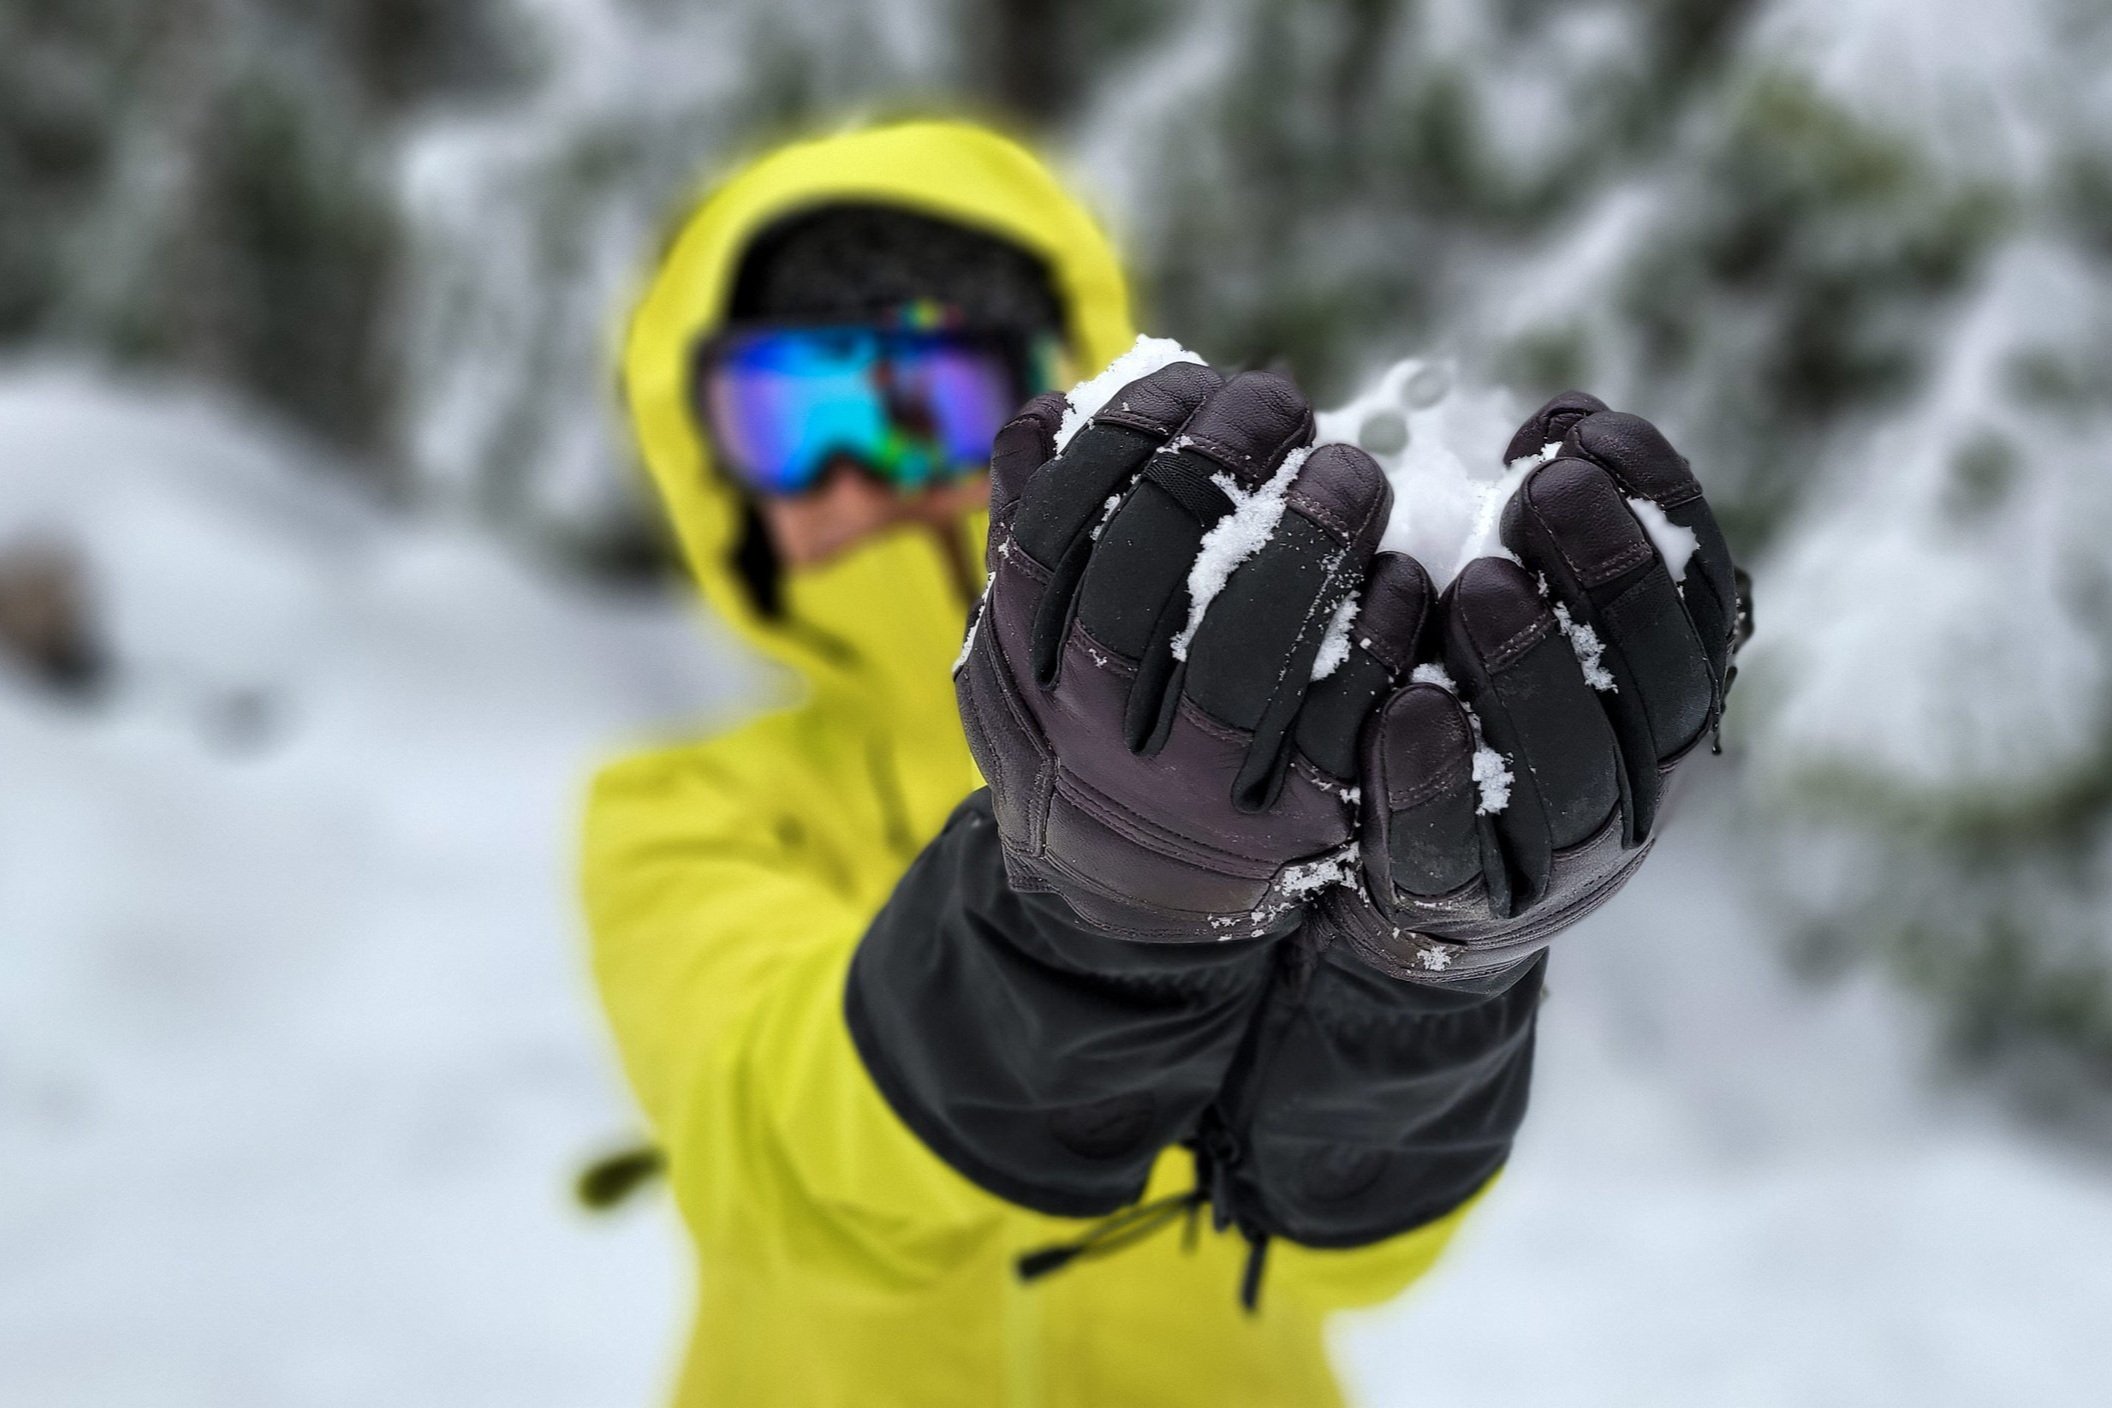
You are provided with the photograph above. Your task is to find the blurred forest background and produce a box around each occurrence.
[7,0,2112,1403]
[14,0,2112,1094]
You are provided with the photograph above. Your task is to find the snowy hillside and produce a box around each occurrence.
[1340,788,2112,1407]
[4,367,2109,1404]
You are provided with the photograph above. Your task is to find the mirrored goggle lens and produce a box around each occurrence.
[700,328,1025,496]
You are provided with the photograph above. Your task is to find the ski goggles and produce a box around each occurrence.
[693,320,1063,497]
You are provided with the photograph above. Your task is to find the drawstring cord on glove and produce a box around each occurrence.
[1015,1183,1208,1282]
[1015,1143,1274,1313]
[1015,928,1329,1312]
[1199,1122,1274,1315]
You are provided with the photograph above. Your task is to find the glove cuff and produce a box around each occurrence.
[1326,812,1651,984]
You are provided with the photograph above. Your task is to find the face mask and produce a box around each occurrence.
[778,518,980,731]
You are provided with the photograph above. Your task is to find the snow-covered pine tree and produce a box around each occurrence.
[0,0,521,473]
[1737,0,2112,1101]
[394,0,1169,567]
[23,0,2112,1091]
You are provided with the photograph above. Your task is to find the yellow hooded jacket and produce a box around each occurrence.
[585,120,1474,1408]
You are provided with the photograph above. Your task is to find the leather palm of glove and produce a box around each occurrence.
[961,367,1742,978]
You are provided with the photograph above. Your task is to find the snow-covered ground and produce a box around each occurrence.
[1338,787,2112,1406]
[0,367,759,1405]
[3,367,2109,1405]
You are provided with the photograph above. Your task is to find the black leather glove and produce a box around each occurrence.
[1319,392,1744,984]
[956,362,1393,941]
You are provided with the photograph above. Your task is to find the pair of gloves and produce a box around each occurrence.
[849,361,1742,1292]
[961,362,1740,979]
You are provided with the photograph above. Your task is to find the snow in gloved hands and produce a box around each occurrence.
[1043,340,1704,829]
[1314,354,1698,587]
[1054,339,1692,696]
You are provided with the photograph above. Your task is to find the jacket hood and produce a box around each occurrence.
[620,120,1136,720]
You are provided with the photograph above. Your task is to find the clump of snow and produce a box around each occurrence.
[1279,842,1362,898]
[0,365,722,1407]
[1314,358,1555,587]
[1470,744,1516,815]
[1751,241,2112,799]
[1169,446,1309,661]
[1357,410,1409,455]
[1410,661,1459,691]
[1552,601,1617,692]
[1455,441,1558,571]
[1310,593,1361,680]
[1054,334,1204,449]
[1409,662,1513,814]
[1627,495,1698,584]
[952,574,994,674]
[1088,491,1124,540]
[1062,343,1672,705]
[1412,940,1457,972]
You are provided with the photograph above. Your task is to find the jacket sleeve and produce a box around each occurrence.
[1217,944,1543,1250]
[847,790,1287,1217]
[587,741,1530,1307]
[581,732,1011,1279]
[1191,945,1539,1314]
[846,787,1538,1268]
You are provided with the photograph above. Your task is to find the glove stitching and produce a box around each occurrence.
[1094,407,1189,438]
[1182,430,1305,482]
[1387,760,1473,811]
[1569,446,1705,512]
[1071,622,1137,677]
[1172,691,1248,745]
[1058,629,1351,847]
[1540,506,1653,586]
[1356,634,1411,679]
[1283,492,1356,542]
[1031,847,1257,942]
[1286,748,1351,793]
[997,539,1054,585]
[1051,770,1280,879]
[1482,613,1556,671]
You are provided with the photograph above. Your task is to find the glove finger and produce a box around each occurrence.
[1503,390,1608,466]
[1359,682,1507,914]
[1072,370,1315,754]
[1500,456,1713,842]
[1439,557,1622,915]
[987,390,1067,551]
[1181,442,1392,810]
[1560,410,1739,694]
[1007,361,1224,686]
[1295,551,1435,782]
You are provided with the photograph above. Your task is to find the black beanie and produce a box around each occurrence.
[727,203,1065,333]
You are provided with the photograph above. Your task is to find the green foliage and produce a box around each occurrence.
[12,0,2112,1087]
[1797,865,2112,1087]
[1606,76,2009,545]
[0,0,135,337]
[201,76,401,455]
[0,0,521,466]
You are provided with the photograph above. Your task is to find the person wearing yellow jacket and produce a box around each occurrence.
[585,120,1580,1407]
